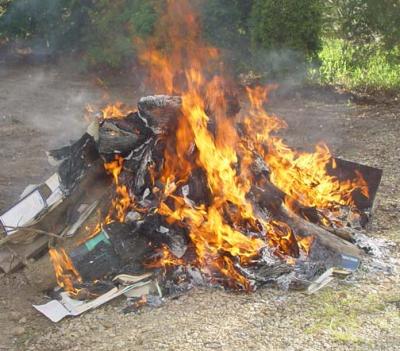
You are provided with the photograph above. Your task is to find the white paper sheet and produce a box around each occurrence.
[0,190,46,235]
[33,285,138,323]
[45,173,61,192]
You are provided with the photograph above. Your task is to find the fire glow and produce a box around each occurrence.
[51,0,370,293]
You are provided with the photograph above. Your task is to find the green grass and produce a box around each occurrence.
[311,38,400,93]
[303,287,400,345]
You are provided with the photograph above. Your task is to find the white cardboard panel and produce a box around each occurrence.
[0,190,46,235]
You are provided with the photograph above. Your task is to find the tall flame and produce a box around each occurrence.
[137,0,369,288]
[242,86,369,210]
[104,155,135,223]
[49,248,82,296]
[138,0,304,289]
[54,0,370,293]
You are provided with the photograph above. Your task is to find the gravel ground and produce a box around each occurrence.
[0,64,399,351]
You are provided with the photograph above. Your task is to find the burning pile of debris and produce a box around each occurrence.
[0,91,382,321]
[0,0,383,322]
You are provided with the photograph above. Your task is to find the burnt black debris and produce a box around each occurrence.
[48,133,99,194]
[98,113,154,156]
[138,95,182,131]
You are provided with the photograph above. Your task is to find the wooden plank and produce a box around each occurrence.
[0,236,49,273]
[0,162,109,273]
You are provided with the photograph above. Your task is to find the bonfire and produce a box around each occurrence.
[0,1,384,321]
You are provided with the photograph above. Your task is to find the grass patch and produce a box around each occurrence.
[303,287,399,345]
[311,38,400,93]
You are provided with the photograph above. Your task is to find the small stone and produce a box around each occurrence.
[100,320,113,329]
[10,311,21,321]
[12,326,25,336]
[19,317,27,324]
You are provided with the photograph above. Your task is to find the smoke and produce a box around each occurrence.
[0,64,102,148]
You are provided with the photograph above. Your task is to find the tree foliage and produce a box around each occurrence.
[324,0,400,49]
[249,0,323,59]
[0,0,90,52]
[82,0,157,69]
[0,0,398,87]
[200,0,252,50]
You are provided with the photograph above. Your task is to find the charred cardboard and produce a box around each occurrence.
[331,158,382,213]
[0,162,108,273]
[0,173,64,236]
[60,200,99,238]
[48,133,99,195]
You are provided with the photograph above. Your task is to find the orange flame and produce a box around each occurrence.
[296,235,314,255]
[146,245,185,269]
[101,101,133,119]
[77,0,370,290]
[49,248,82,296]
[83,155,134,244]
[136,0,269,288]
[104,155,133,222]
[243,86,369,211]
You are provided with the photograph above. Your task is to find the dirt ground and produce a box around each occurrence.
[0,63,399,351]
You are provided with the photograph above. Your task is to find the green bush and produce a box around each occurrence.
[0,0,158,67]
[0,0,90,52]
[201,0,252,50]
[198,0,252,73]
[323,0,400,49]
[249,0,323,58]
[1,0,399,93]
[248,0,323,79]
[82,0,158,69]
[315,38,400,92]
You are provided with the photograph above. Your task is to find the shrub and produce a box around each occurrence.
[324,0,400,49]
[249,0,323,59]
[0,0,158,67]
[200,0,252,50]
[316,38,400,92]
[82,0,158,69]
[0,0,90,53]
[248,0,323,79]
[198,0,252,73]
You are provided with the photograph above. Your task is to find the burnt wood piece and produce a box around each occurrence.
[251,180,356,242]
[251,185,362,258]
[248,151,364,242]
[98,113,153,155]
[248,149,321,222]
[176,167,212,206]
[138,95,182,130]
[240,119,382,229]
